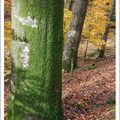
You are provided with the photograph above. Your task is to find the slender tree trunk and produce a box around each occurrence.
[7,0,64,120]
[64,0,67,6]
[99,0,115,58]
[65,0,74,11]
[68,0,74,11]
[84,39,89,61]
[84,0,93,61]
[62,0,88,72]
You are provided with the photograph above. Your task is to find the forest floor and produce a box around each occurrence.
[62,55,115,120]
[5,55,115,120]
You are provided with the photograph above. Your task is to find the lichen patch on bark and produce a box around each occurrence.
[21,43,29,68]
[67,30,76,37]
[12,41,29,69]
[15,16,38,28]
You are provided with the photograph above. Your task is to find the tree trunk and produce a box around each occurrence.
[84,0,93,61]
[68,0,74,11]
[84,39,89,61]
[62,0,88,72]
[7,0,64,120]
[99,0,115,58]
[65,0,74,11]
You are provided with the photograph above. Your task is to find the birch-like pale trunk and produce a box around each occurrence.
[63,0,88,72]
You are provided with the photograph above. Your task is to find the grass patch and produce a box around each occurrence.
[87,63,96,70]
[106,99,115,105]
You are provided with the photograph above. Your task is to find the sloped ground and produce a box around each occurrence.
[62,56,115,120]
[5,56,115,120]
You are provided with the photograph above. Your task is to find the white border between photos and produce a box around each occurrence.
[116,0,120,119]
[0,0,4,119]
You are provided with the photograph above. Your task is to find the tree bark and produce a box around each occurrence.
[68,0,74,11]
[7,0,64,120]
[62,0,88,72]
[84,38,89,61]
[99,0,115,58]
[65,0,74,11]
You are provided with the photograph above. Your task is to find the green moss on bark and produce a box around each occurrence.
[7,0,64,120]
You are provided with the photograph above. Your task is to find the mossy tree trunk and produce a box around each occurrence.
[62,0,88,72]
[7,0,64,120]
[99,0,115,58]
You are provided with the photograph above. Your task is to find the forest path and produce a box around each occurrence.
[62,56,115,120]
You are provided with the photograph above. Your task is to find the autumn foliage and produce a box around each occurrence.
[64,0,114,48]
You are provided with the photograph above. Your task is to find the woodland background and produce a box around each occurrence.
[4,0,115,119]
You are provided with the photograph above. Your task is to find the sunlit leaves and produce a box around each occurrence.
[64,0,114,49]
